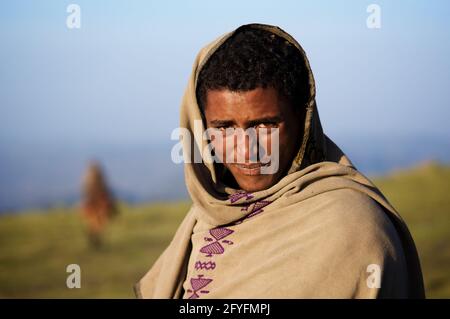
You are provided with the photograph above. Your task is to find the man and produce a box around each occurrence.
[135,24,424,298]
[81,161,118,248]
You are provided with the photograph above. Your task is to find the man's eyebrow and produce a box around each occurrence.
[209,119,235,127]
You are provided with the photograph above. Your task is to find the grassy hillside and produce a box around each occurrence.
[0,162,449,298]
[372,162,450,298]
[0,202,190,298]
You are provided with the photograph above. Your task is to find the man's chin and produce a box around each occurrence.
[234,175,278,193]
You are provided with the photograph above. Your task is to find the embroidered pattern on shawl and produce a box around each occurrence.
[185,192,272,299]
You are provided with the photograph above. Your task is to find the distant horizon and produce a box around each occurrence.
[1,133,449,213]
[1,158,448,215]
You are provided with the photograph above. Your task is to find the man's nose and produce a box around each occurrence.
[234,129,259,163]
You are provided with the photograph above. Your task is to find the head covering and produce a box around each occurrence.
[135,23,424,298]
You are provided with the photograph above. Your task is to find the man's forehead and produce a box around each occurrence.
[204,87,285,118]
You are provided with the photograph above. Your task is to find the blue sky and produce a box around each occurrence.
[1,0,449,147]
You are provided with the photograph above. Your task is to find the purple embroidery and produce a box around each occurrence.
[200,227,234,257]
[186,275,213,299]
[195,261,216,270]
[229,191,254,203]
[185,198,272,299]
[241,200,272,219]
[210,227,234,240]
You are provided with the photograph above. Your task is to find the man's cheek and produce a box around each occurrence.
[211,138,225,163]
[210,137,233,164]
[259,128,280,174]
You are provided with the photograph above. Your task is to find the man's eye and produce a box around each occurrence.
[256,122,277,129]
[215,126,234,136]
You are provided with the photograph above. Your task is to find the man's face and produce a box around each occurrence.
[203,87,303,192]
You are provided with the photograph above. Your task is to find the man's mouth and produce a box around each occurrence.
[233,162,270,176]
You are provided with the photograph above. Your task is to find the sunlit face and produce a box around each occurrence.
[203,87,303,192]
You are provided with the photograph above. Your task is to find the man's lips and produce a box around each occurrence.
[232,162,270,176]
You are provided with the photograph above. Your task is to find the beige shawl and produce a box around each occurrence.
[135,24,425,298]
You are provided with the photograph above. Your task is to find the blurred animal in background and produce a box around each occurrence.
[80,161,118,249]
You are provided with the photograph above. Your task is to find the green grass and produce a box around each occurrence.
[372,162,450,298]
[0,162,449,298]
[0,202,190,298]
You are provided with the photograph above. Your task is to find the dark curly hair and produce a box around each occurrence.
[196,27,311,112]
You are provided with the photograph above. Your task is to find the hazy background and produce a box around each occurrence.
[0,0,449,211]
